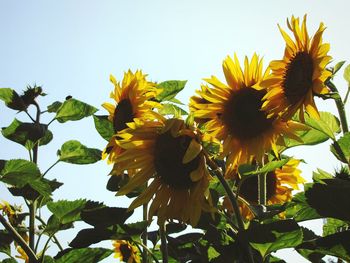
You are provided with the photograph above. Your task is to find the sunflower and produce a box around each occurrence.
[114,118,212,226]
[261,15,332,121]
[113,240,140,263]
[102,70,162,165]
[189,54,306,176]
[224,158,305,220]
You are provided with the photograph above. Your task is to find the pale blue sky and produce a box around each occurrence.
[1,1,350,262]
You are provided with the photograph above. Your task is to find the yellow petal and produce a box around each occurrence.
[183,139,202,164]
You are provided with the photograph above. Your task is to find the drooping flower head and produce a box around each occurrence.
[102,70,161,165]
[224,159,305,220]
[190,54,305,176]
[261,15,332,121]
[114,117,212,226]
[113,240,140,263]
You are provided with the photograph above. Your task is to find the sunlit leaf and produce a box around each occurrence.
[344,64,350,84]
[156,80,187,101]
[207,246,220,261]
[333,61,346,75]
[57,140,102,164]
[305,178,350,221]
[323,218,349,237]
[44,215,74,236]
[312,169,333,183]
[285,189,321,222]
[159,103,187,116]
[93,115,114,141]
[238,158,289,178]
[1,119,52,150]
[47,199,87,224]
[245,220,303,258]
[55,248,113,263]
[55,98,98,123]
[303,112,340,140]
[47,101,63,113]
[297,230,350,262]
[330,132,350,164]
[0,88,26,111]
[0,159,52,197]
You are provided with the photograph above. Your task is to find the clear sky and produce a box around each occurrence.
[1,1,350,262]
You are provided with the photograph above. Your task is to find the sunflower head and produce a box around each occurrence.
[261,15,332,121]
[114,118,212,226]
[189,54,304,175]
[102,70,162,165]
[113,240,140,263]
[224,158,305,220]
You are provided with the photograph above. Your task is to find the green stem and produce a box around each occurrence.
[344,86,350,105]
[326,80,349,133]
[42,160,60,177]
[0,214,38,262]
[258,173,267,206]
[142,186,148,263]
[159,223,168,263]
[204,153,255,263]
[135,241,160,263]
[29,101,41,259]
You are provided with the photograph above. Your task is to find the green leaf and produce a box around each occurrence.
[207,246,220,261]
[159,103,187,116]
[57,140,102,164]
[1,119,52,150]
[303,112,340,140]
[296,227,325,263]
[169,98,185,105]
[110,221,148,240]
[238,158,289,178]
[156,80,187,101]
[333,61,346,75]
[330,132,350,164]
[47,101,63,113]
[55,98,98,123]
[323,218,349,236]
[0,231,13,257]
[80,206,132,228]
[69,228,113,248]
[282,126,329,149]
[0,88,26,111]
[245,220,303,258]
[93,115,114,141]
[0,159,53,198]
[55,248,113,263]
[0,259,18,263]
[312,169,333,183]
[305,178,350,221]
[297,230,350,262]
[47,199,87,224]
[44,215,74,236]
[285,189,321,222]
[344,64,350,84]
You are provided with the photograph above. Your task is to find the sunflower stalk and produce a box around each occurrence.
[142,183,148,263]
[0,214,39,262]
[325,80,349,133]
[258,172,267,206]
[204,152,255,263]
[159,223,168,263]
[29,100,41,260]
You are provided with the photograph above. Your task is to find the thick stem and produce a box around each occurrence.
[159,223,168,263]
[326,80,349,134]
[0,214,38,262]
[204,153,255,263]
[258,173,267,206]
[29,101,41,259]
[142,192,148,263]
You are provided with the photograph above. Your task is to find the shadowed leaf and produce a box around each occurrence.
[55,98,97,123]
[93,115,114,141]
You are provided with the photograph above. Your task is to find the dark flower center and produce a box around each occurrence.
[119,243,132,261]
[154,131,200,190]
[113,99,134,132]
[239,172,277,203]
[283,51,314,104]
[222,88,273,140]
